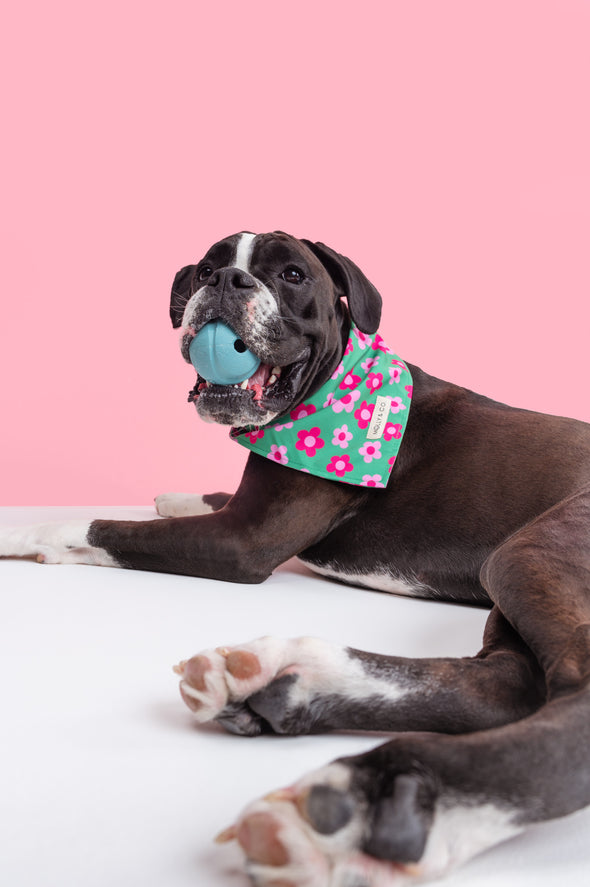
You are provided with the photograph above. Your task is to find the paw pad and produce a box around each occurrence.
[224,649,262,680]
[183,654,211,691]
[237,811,290,866]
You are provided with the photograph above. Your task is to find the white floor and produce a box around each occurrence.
[1,506,589,887]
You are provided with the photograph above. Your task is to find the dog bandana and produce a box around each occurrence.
[231,325,413,488]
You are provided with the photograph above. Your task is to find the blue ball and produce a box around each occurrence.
[189,321,261,385]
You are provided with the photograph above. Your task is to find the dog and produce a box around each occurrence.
[3,230,590,886]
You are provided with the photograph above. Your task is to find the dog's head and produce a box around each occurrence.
[170,231,382,426]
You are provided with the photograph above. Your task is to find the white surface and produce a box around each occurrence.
[1,506,589,887]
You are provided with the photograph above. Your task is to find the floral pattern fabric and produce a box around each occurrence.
[231,324,413,488]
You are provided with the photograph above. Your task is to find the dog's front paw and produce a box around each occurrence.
[174,636,350,736]
[0,522,82,560]
[154,491,233,517]
[0,521,117,567]
[154,493,214,518]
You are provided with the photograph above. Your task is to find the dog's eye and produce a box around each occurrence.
[281,267,305,285]
[198,265,213,282]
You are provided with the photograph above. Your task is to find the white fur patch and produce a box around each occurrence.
[300,560,430,598]
[154,493,214,518]
[234,232,256,272]
[419,798,522,878]
[0,521,117,567]
[181,287,204,330]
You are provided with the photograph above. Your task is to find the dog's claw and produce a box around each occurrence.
[214,824,238,844]
[263,787,296,803]
[172,660,187,675]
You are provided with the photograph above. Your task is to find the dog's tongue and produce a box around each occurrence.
[247,364,271,401]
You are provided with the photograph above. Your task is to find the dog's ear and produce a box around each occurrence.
[302,240,382,334]
[170,264,197,328]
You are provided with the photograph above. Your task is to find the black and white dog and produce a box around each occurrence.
[3,231,590,886]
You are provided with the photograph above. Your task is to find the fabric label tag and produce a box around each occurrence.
[366,395,392,440]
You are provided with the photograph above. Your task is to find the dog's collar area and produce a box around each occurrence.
[231,324,413,488]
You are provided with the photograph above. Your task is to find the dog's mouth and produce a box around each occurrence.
[188,361,281,406]
[187,356,309,427]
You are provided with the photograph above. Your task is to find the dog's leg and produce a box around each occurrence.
[154,491,232,517]
[175,607,544,736]
[0,455,357,581]
[213,487,590,885]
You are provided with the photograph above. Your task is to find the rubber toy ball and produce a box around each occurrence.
[189,320,261,385]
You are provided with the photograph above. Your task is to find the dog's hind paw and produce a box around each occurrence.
[217,762,436,887]
[174,636,356,736]
[217,754,523,886]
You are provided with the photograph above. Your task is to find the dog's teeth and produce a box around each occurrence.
[272,366,282,376]
[268,374,277,386]
[206,381,212,388]
[240,380,249,390]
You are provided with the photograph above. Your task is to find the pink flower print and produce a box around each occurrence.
[332,424,353,449]
[354,400,375,429]
[389,397,407,414]
[296,427,325,458]
[361,357,379,373]
[344,337,354,356]
[326,454,354,478]
[353,329,373,350]
[290,402,316,422]
[245,429,265,444]
[371,333,391,353]
[274,420,293,432]
[383,422,402,441]
[332,389,361,414]
[388,366,402,384]
[388,456,396,473]
[361,474,385,488]
[323,392,336,409]
[405,384,413,399]
[359,441,382,463]
[267,444,288,465]
[339,371,361,391]
[366,372,383,393]
[331,361,345,380]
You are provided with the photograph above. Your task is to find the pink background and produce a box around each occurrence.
[1,1,589,505]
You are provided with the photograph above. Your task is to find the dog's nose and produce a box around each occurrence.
[208,267,257,292]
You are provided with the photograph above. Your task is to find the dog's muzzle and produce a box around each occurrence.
[181,267,309,428]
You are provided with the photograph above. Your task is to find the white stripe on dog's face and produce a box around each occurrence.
[234,232,256,272]
[180,232,280,372]
[182,233,258,329]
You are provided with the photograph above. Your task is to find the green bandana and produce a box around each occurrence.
[231,325,413,487]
